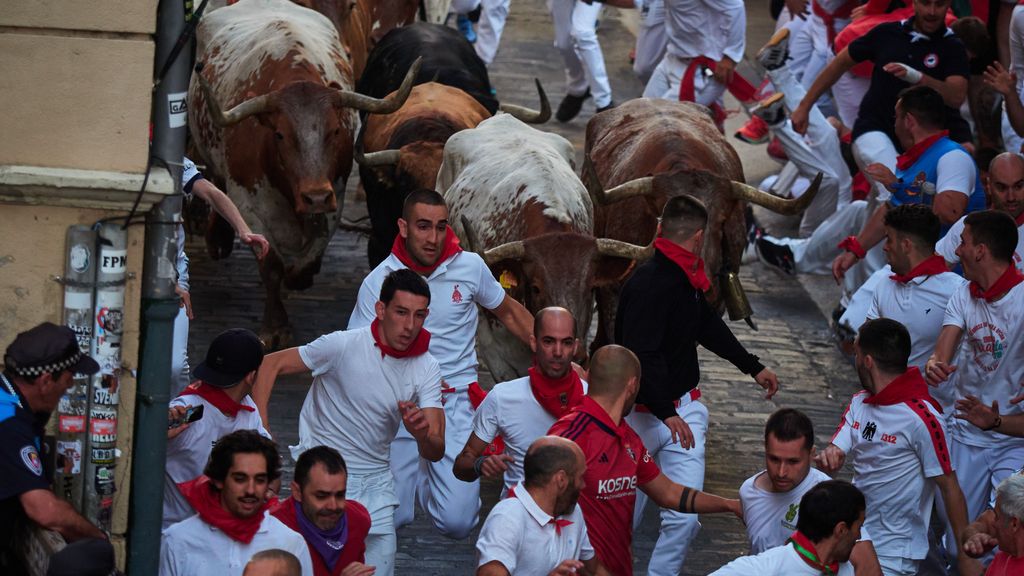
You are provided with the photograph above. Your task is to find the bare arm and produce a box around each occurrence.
[581,556,613,576]
[454,433,513,482]
[918,73,969,109]
[640,473,743,518]
[20,489,106,541]
[925,325,963,385]
[956,395,1024,437]
[490,294,534,346]
[962,508,999,558]
[832,202,889,282]
[401,404,445,462]
[933,472,980,575]
[191,179,269,259]
[476,561,511,576]
[252,347,310,428]
[932,191,970,227]
[985,62,1024,145]
[849,540,882,576]
[792,49,857,134]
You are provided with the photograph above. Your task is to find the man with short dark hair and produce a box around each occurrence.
[348,189,533,540]
[454,307,586,495]
[271,447,372,576]
[927,209,1024,569]
[739,409,881,574]
[549,345,742,576]
[255,269,443,576]
[820,318,971,575]
[160,430,313,576]
[616,194,778,575]
[712,480,866,574]
[1,323,107,574]
[475,436,610,575]
[165,328,272,528]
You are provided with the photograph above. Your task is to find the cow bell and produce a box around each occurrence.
[722,271,758,331]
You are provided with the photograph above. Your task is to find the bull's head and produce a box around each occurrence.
[196,58,421,215]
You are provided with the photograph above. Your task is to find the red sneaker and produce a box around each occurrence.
[767,136,789,162]
[735,115,770,145]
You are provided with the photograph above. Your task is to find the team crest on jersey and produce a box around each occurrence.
[968,322,1006,372]
[923,53,939,68]
[21,445,42,476]
[862,421,877,441]
[451,284,463,304]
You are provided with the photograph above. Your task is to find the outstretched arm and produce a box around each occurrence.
[251,347,310,429]
[640,473,743,518]
[21,489,106,541]
[191,178,269,259]
[490,294,534,346]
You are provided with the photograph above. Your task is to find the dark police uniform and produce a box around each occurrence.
[848,16,971,144]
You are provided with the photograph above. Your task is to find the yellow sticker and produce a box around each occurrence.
[499,270,518,290]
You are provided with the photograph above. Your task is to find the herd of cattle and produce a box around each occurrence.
[186,0,820,374]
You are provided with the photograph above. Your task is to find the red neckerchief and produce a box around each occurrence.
[370,319,431,359]
[508,485,574,535]
[178,476,271,544]
[890,254,949,284]
[528,366,585,419]
[788,531,839,576]
[654,238,711,292]
[970,265,1024,302]
[864,367,942,412]
[811,0,857,45]
[183,381,254,417]
[896,131,949,170]
[678,56,758,103]
[390,226,463,276]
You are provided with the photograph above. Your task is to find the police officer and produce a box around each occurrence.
[1,322,109,574]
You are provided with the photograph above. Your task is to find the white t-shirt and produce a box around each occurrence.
[472,376,589,495]
[935,216,1024,274]
[162,392,270,528]
[866,271,965,414]
[293,326,442,473]
[709,542,855,575]
[831,390,952,559]
[348,251,506,389]
[943,281,1024,447]
[739,467,833,554]
[159,511,314,576]
[476,483,594,575]
[664,0,746,64]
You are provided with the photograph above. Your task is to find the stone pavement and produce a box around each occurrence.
[185,1,862,574]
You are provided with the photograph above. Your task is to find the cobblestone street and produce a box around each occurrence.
[186,1,864,573]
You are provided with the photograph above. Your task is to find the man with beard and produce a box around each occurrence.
[739,409,881,574]
[475,436,610,575]
[712,480,866,575]
[549,345,742,576]
[160,430,313,576]
[818,318,971,576]
[454,307,586,496]
[271,447,373,576]
[348,189,533,540]
[927,209,1024,569]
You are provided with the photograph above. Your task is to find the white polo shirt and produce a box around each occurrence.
[292,326,442,473]
[935,216,1024,273]
[866,271,965,414]
[159,511,314,576]
[476,483,594,574]
[739,467,833,554]
[162,392,270,528]
[348,251,506,389]
[831,390,952,559]
[709,542,854,575]
[943,281,1024,448]
[472,376,589,495]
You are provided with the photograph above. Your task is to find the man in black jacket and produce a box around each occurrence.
[616,194,779,576]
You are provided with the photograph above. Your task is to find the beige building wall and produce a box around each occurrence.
[0,0,173,568]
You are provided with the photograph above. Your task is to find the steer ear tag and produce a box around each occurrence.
[499,270,519,290]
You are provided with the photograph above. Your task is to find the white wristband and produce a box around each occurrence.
[893,62,923,85]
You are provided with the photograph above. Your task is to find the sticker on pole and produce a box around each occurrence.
[168,92,188,128]
[100,249,127,274]
[57,441,82,474]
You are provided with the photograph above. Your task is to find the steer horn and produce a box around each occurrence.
[196,66,277,126]
[729,172,823,215]
[498,79,552,124]
[594,238,654,261]
[331,57,423,113]
[460,215,484,253]
[583,155,656,205]
[354,147,402,167]
[481,240,526,265]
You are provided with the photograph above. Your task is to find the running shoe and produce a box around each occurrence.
[757,27,790,71]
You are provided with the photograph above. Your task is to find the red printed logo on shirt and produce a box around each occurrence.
[968,321,1007,373]
[923,53,938,68]
[452,284,463,304]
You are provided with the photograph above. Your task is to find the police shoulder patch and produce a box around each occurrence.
[20,445,43,476]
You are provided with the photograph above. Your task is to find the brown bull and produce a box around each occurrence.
[582,98,820,348]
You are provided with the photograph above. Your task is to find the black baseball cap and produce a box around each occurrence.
[4,322,100,378]
[194,328,264,388]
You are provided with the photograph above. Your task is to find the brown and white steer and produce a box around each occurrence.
[582,98,820,349]
[188,0,418,347]
[438,113,650,382]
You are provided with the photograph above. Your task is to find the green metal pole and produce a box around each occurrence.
[126,0,188,571]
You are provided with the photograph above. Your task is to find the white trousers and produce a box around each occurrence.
[627,399,708,576]
[852,131,898,200]
[476,0,511,65]
[634,0,667,84]
[350,469,400,576]
[171,304,191,397]
[766,200,870,275]
[834,70,870,130]
[644,53,727,106]
[548,0,612,106]
[877,555,920,576]
[767,65,851,236]
[391,390,481,539]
